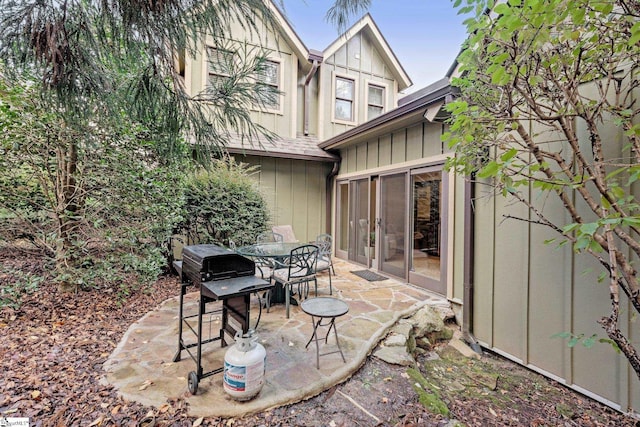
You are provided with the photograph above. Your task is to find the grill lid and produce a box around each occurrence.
[182,244,255,283]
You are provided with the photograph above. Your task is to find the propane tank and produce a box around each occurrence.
[223,330,266,401]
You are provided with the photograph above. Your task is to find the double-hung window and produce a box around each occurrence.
[335,76,355,122]
[256,59,280,110]
[367,84,385,120]
[207,47,233,89]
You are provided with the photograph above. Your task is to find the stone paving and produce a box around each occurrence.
[102,259,450,418]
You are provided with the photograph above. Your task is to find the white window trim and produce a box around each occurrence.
[331,71,358,125]
[252,56,285,115]
[365,79,389,121]
[204,45,233,89]
[202,46,284,115]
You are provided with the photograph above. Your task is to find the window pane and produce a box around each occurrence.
[208,74,226,89]
[336,78,354,100]
[368,105,383,119]
[368,85,384,106]
[208,47,233,75]
[335,99,353,121]
[260,61,279,85]
[264,90,279,109]
[412,171,442,281]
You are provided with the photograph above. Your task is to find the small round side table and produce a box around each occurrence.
[300,297,349,369]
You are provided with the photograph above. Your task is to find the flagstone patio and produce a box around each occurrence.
[101,259,451,418]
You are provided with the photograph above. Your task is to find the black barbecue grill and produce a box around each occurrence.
[172,244,273,395]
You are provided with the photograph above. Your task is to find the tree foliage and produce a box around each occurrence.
[445,0,640,378]
[0,71,185,296]
[0,0,281,292]
[0,0,280,153]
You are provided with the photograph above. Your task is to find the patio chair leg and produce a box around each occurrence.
[285,283,290,318]
[265,278,272,313]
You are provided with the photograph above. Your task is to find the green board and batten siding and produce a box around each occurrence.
[320,31,398,141]
[232,154,331,244]
[340,123,446,174]
[472,83,640,411]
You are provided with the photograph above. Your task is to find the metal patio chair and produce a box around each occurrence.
[256,231,284,244]
[268,244,318,318]
[313,234,334,296]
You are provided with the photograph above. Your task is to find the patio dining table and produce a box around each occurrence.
[236,242,303,264]
[236,242,306,305]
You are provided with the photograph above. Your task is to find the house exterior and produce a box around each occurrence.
[181,0,640,415]
[181,1,411,243]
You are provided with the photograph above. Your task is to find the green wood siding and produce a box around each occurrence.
[186,20,299,139]
[320,31,397,140]
[337,122,445,173]
[473,188,495,347]
[473,105,640,411]
[233,155,330,243]
[391,130,406,163]
[451,174,466,303]
[406,124,423,161]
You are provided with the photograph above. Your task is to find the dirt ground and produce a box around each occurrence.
[1,254,638,426]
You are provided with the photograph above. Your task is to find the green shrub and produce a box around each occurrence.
[179,159,270,247]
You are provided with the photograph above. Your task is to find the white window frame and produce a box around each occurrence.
[366,80,388,121]
[254,56,284,115]
[332,72,358,124]
[205,46,234,90]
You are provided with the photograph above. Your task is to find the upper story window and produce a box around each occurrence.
[335,76,355,122]
[367,84,385,120]
[256,59,280,110]
[207,47,234,88]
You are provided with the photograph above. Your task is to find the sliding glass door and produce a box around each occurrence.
[379,173,407,279]
[348,179,369,265]
[409,168,446,293]
[335,165,447,296]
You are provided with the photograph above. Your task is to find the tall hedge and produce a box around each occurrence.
[179,159,270,247]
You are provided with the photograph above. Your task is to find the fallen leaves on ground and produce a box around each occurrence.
[1,252,637,426]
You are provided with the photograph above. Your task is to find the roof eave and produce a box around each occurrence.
[227,147,339,162]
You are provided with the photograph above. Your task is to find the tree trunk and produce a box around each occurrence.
[55,140,81,293]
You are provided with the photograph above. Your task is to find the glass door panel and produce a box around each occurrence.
[379,173,407,279]
[336,182,349,258]
[409,168,446,294]
[348,179,369,265]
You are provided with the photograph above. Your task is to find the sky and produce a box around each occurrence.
[279,0,472,94]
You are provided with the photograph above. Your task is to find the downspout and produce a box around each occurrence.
[325,160,341,233]
[304,51,323,136]
[463,173,483,354]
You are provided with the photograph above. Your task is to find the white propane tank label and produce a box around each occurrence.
[224,332,266,400]
[224,359,264,393]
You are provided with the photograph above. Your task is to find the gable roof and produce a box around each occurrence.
[323,14,412,91]
[266,0,311,68]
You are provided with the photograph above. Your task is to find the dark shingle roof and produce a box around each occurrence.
[225,133,339,162]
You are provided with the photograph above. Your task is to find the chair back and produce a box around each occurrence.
[272,225,298,243]
[315,234,332,257]
[286,244,318,279]
[257,231,284,244]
